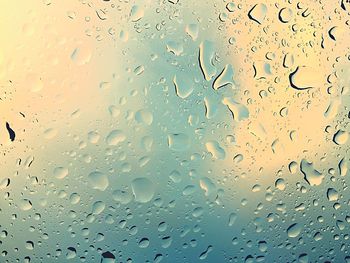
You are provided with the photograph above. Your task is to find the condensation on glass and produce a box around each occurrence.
[0,0,350,262]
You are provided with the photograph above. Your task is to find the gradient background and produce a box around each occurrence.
[0,0,350,262]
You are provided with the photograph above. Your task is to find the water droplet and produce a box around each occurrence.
[206,140,226,160]
[183,185,196,195]
[298,253,309,263]
[226,3,236,12]
[135,110,153,125]
[185,24,199,40]
[138,238,150,248]
[199,40,217,81]
[141,136,153,152]
[289,161,298,174]
[0,178,10,189]
[275,178,286,190]
[326,188,338,201]
[108,105,120,118]
[25,241,34,250]
[278,8,293,23]
[92,201,106,215]
[166,41,183,56]
[173,75,193,99]
[131,177,155,203]
[71,45,92,65]
[333,130,348,145]
[54,167,69,179]
[212,64,235,90]
[287,223,302,238]
[44,128,58,139]
[19,199,32,211]
[228,212,237,226]
[119,30,128,42]
[101,251,115,263]
[168,133,190,151]
[99,81,111,90]
[199,245,213,260]
[289,66,320,90]
[130,5,144,22]
[106,130,126,146]
[339,158,348,176]
[169,170,182,183]
[324,99,341,118]
[66,247,76,259]
[279,107,288,117]
[233,154,243,163]
[300,159,324,186]
[69,193,80,204]
[204,96,218,119]
[112,189,132,204]
[88,171,109,191]
[283,53,294,68]
[134,65,144,75]
[5,122,15,141]
[199,177,215,196]
[222,97,249,121]
[328,26,339,41]
[248,4,267,24]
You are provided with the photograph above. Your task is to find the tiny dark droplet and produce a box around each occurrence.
[6,122,16,141]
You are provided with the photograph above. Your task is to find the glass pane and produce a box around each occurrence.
[1,0,350,262]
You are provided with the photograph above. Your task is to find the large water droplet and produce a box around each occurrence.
[131,177,155,203]
[206,140,226,160]
[248,3,267,24]
[173,75,193,99]
[199,40,217,81]
[300,159,324,186]
[135,110,153,125]
[326,188,338,201]
[222,97,249,121]
[212,64,235,90]
[333,130,348,145]
[278,8,293,23]
[339,158,348,176]
[88,171,109,191]
[106,130,126,146]
[53,167,69,179]
[289,66,320,90]
[204,96,218,119]
[101,251,115,263]
[92,201,106,214]
[19,199,33,211]
[185,24,198,40]
[130,5,144,22]
[168,133,190,151]
[287,223,302,238]
[166,41,183,56]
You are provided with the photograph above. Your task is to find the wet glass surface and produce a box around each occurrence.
[1,0,350,262]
